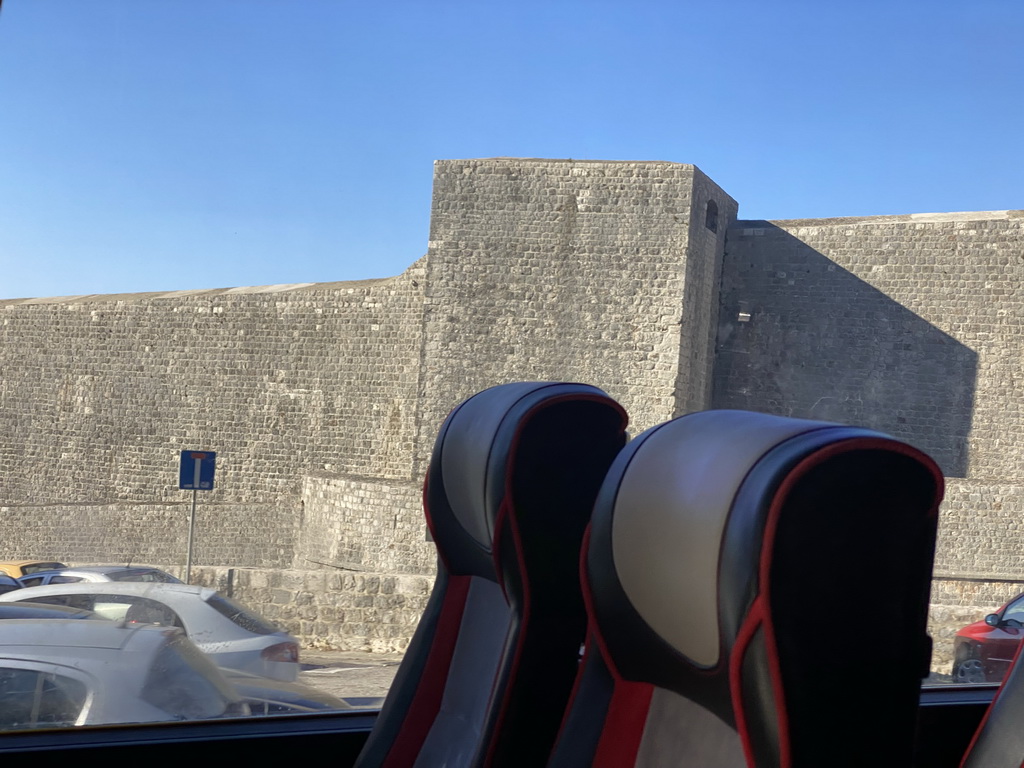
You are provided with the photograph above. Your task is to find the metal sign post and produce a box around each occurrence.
[179,450,216,584]
[186,489,198,583]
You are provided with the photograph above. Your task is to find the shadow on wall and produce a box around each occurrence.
[713,223,976,478]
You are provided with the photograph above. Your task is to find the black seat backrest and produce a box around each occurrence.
[549,409,943,768]
[357,381,628,768]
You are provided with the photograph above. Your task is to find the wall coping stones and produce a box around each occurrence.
[736,209,1023,230]
[0,276,397,306]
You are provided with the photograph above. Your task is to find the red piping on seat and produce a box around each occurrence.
[731,594,772,768]
[548,525,599,762]
[381,574,472,768]
[580,524,654,767]
[484,393,628,766]
[482,497,525,767]
[592,681,655,768]
[730,437,943,768]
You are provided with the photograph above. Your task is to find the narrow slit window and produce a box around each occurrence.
[705,200,719,233]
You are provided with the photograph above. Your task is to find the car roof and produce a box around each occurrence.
[0,603,97,620]
[51,565,168,574]
[23,566,174,578]
[0,619,176,652]
[0,582,214,600]
[0,560,65,568]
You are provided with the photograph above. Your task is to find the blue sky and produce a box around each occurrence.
[1,0,1021,299]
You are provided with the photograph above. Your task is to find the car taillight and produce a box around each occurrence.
[262,642,299,663]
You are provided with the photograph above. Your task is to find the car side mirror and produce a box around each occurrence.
[985,613,1001,627]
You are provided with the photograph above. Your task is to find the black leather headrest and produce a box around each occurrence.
[426,381,628,579]
[585,409,943,733]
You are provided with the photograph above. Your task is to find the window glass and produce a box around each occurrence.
[20,564,65,576]
[940,593,1024,687]
[2,579,24,593]
[0,668,87,729]
[2,1,1018,758]
[24,595,79,609]
[205,594,280,636]
[109,570,179,583]
[1002,597,1024,625]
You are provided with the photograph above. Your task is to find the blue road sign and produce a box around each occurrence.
[179,450,216,490]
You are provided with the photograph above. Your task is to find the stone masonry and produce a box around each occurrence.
[716,211,1024,584]
[1,159,1021,663]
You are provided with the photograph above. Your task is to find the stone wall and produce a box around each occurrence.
[1,158,1022,653]
[181,565,433,654]
[0,502,297,568]
[297,473,433,575]
[0,267,426,569]
[716,211,1024,583]
[419,159,737,448]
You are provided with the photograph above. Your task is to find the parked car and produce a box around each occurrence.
[222,668,351,715]
[0,583,300,681]
[0,619,247,729]
[17,565,182,588]
[952,592,1024,683]
[0,576,22,596]
[0,561,66,579]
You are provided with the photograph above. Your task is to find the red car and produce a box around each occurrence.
[952,593,1024,683]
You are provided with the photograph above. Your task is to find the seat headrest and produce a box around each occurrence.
[605,410,837,667]
[585,409,943,724]
[427,381,628,578]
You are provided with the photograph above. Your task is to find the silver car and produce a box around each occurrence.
[0,583,300,681]
[0,619,246,729]
[17,565,182,588]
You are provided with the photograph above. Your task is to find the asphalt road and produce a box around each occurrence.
[298,649,404,709]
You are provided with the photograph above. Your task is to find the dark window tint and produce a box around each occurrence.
[24,595,89,610]
[108,569,179,583]
[0,668,87,729]
[18,578,44,588]
[20,564,65,575]
[205,594,280,635]
[23,595,181,626]
[118,598,181,627]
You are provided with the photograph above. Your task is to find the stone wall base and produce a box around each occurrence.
[174,565,435,654]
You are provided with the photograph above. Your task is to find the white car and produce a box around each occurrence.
[0,619,246,729]
[0,583,300,681]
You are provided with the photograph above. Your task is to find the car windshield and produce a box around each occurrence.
[0,0,1019,753]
